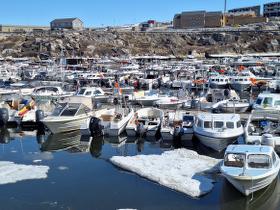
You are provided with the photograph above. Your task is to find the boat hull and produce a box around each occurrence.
[42,117,89,134]
[195,133,240,152]
[224,172,279,196]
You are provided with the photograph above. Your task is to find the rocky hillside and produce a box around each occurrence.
[0,23,280,58]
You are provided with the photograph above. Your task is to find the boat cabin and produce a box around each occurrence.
[223,145,277,170]
[196,114,242,130]
[253,93,280,110]
[52,103,90,117]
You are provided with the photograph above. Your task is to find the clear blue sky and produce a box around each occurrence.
[0,0,275,27]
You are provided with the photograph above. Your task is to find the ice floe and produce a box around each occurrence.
[110,149,221,197]
[0,161,49,185]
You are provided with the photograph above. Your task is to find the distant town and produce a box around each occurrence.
[0,1,280,33]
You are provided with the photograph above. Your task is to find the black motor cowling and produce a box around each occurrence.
[89,117,103,137]
[35,110,44,123]
[0,108,9,127]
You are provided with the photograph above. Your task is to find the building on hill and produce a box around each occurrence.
[264,2,280,17]
[228,5,261,16]
[173,11,223,29]
[50,18,83,30]
[225,11,268,26]
[0,25,49,32]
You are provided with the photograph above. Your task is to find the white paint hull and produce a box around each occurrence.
[224,172,279,196]
[195,133,239,152]
[42,117,89,134]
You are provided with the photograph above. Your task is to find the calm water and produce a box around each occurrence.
[0,128,280,210]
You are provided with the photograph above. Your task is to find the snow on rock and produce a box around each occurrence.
[0,161,49,185]
[110,149,221,197]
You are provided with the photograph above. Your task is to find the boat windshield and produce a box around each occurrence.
[247,154,271,169]
[224,153,245,168]
[52,103,67,116]
[60,103,81,116]
[78,88,86,95]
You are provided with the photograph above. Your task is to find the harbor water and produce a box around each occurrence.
[1,129,280,210]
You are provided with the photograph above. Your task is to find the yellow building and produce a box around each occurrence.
[225,12,268,26]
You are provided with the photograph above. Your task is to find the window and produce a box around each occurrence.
[224,153,245,168]
[94,90,102,95]
[263,97,273,106]
[226,122,234,129]
[274,100,280,106]
[85,91,92,96]
[197,119,202,127]
[214,121,224,128]
[204,121,212,128]
[78,88,86,95]
[273,152,277,165]
[255,98,263,105]
[237,121,242,128]
[248,154,271,169]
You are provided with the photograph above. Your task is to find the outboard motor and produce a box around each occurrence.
[36,110,45,130]
[89,117,103,137]
[0,108,9,127]
[93,101,102,109]
[136,122,146,137]
[0,128,10,144]
[35,110,44,123]
[261,134,275,148]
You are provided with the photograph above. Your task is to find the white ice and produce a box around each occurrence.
[110,149,221,197]
[0,161,49,185]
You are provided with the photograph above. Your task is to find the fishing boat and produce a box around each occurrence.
[76,87,109,103]
[126,107,164,137]
[244,110,280,152]
[31,86,72,101]
[155,97,183,109]
[253,92,280,111]
[42,97,94,134]
[194,113,244,151]
[213,99,250,113]
[220,144,280,196]
[94,107,134,136]
[161,111,195,142]
[209,75,230,89]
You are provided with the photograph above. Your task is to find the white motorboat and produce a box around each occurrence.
[126,107,163,137]
[194,113,244,151]
[230,70,256,92]
[161,111,195,142]
[76,87,109,103]
[244,110,280,152]
[130,90,160,107]
[209,75,230,89]
[94,107,134,136]
[42,97,94,134]
[213,99,249,113]
[155,97,183,109]
[31,86,72,101]
[221,144,280,196]
[253,92,280,111]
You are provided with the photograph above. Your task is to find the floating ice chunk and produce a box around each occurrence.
[57,166,69,171]
[33,160,42,163]
[111,149,221,197]
[0,161,49,185]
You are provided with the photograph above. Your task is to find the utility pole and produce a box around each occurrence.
[223,0,227,27]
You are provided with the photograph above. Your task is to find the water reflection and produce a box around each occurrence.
[40,131,82,152]
[0,128,11,144]
[221,177,280,210]
[90,136,104,158]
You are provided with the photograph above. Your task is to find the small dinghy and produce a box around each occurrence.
[126,107,163,137]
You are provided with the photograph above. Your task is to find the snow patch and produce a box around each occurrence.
[110,149,221,197]
[0,161,49,185]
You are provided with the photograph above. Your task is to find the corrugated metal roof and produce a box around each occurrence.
[51,18,82,23]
